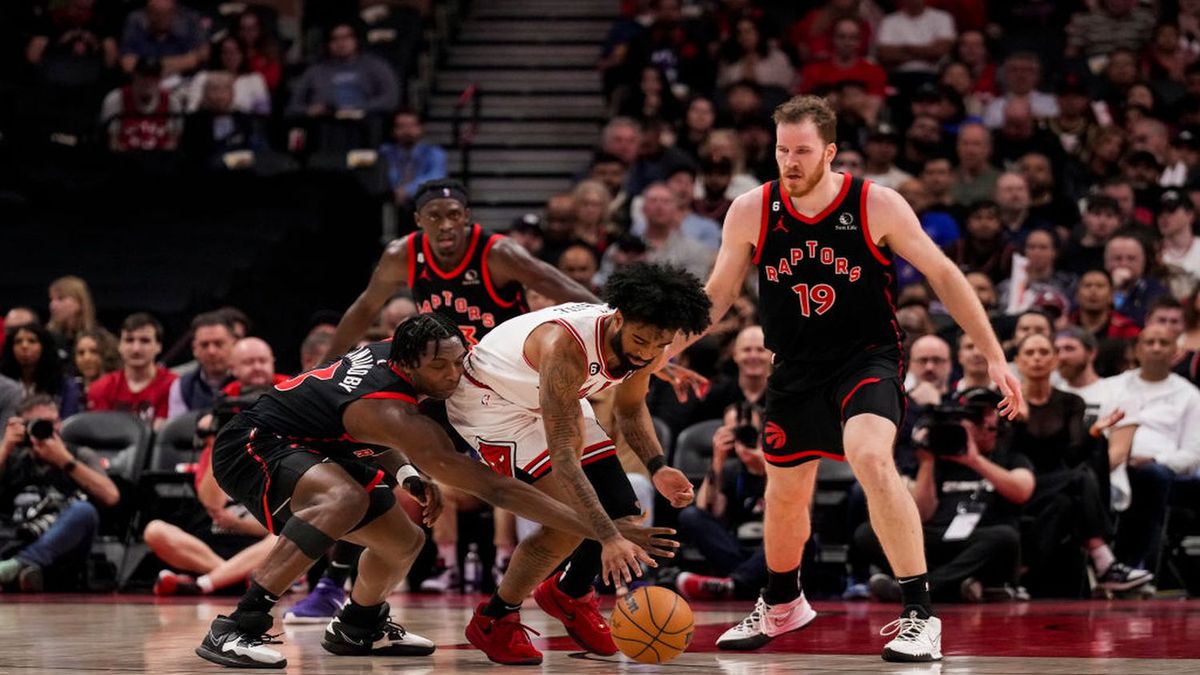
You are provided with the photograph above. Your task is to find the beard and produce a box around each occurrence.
[782,160,827,198]
[608,327,651,377]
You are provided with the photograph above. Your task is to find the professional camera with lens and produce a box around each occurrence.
[22,418,55,445]
[732,401,761,448]
[921,405,975,456]
[918,387,1004,456]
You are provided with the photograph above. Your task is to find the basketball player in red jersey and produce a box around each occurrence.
[671,96,1023,662]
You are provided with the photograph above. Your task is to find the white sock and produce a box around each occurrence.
[196,575,214,593]
[437,543,457,568]
[1089,543,1115,574]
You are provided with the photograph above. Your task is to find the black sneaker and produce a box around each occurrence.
[195,613,286,669]
[322,602,436,656]
[1097,562,1153,592]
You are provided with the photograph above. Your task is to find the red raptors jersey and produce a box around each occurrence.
[408,224,528,345]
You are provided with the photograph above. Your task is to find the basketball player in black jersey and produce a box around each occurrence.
[194,315,674,669]
[671,96,1022,662]
[329,179,598,354]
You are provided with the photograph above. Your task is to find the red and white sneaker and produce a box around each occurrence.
[676,572,735,601]
[154,570,201,596]
[533,576,618,655]
[716,592,817,650]
[464,603,543,665]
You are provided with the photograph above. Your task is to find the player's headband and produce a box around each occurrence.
[415,184,469,211]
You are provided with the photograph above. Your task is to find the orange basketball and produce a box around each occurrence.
[610,586,694,664]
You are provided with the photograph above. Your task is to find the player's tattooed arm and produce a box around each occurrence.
[539,340,621,541]
[613,371,663,466]
[615,369,696,508]
[488,237,600,304]
[329,237,411,356]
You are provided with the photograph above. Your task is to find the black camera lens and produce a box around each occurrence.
[26,418,55,441]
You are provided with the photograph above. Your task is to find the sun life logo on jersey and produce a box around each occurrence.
[463,269,481,286]
[835,212,857,231]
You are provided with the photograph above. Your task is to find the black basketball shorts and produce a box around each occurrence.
[211,418,396,535]
[762,346,906,467]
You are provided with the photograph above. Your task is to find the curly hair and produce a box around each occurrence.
[603,262,712,335]
[389,313,465,368]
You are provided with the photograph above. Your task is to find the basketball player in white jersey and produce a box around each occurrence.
[449,263,711,665]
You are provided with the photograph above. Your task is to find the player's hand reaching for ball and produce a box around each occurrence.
[652,466,695,508]
[600,534,656,586]
[403,474,444,526]
[614,512,679,559]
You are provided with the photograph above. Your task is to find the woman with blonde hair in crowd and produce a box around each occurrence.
[572,179,617,252]
[47,276,97,365]
[73,329,120,399]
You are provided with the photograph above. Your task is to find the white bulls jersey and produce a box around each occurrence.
[463,302,632,409]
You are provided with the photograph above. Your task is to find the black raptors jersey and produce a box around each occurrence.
[753,174,902,366]
[408,223,528,345]
[240,341,415,460]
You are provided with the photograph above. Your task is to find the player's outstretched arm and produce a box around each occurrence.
[329,238,411,356]
[614,369,694,508]
[868,184,1023,419]
[348,400,677,572]
[488,237,600,304]
[665,185,761,361]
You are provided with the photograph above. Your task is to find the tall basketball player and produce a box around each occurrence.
[671,96,1022,662]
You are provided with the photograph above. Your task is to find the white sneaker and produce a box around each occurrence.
[419,565,460,593]
[880,611,942,662]
[716,593,817,650]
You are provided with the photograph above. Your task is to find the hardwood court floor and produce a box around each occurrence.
[0,593,1197,673]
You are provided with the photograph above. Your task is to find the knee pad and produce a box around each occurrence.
[280,516,337,560]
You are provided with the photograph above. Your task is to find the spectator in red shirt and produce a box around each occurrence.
[1070,269,1142,377]
[87,313,176,428]
[799,17,888,102]
[234,10,281,91]
[788,0,877,63]
[222,337,288,397]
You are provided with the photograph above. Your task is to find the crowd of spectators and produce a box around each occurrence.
[5,0,431,184]
[4,0,1200,600]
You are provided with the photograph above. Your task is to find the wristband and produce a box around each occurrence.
[646,455,666,476]
[396,464,420,484]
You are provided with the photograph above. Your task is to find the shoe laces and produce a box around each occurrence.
[241,631,283,649]
[497,616,542,646]
[879,613,928,643]
[382,619,408,641]
[733,598,767,634]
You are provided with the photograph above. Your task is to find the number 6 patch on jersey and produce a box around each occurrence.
[477,439,517,477]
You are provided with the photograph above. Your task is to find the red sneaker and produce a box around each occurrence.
[154,570,200,596]
[676,572,734,601]
[464,602,543,665]
[533,576,618,655]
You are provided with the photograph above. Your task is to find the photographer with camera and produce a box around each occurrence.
[0,394,119,591]
[858,387,1035,603]
[673,402,767,601]
[144,337,286,596]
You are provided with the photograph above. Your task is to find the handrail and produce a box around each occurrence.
[451,82,481,191]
